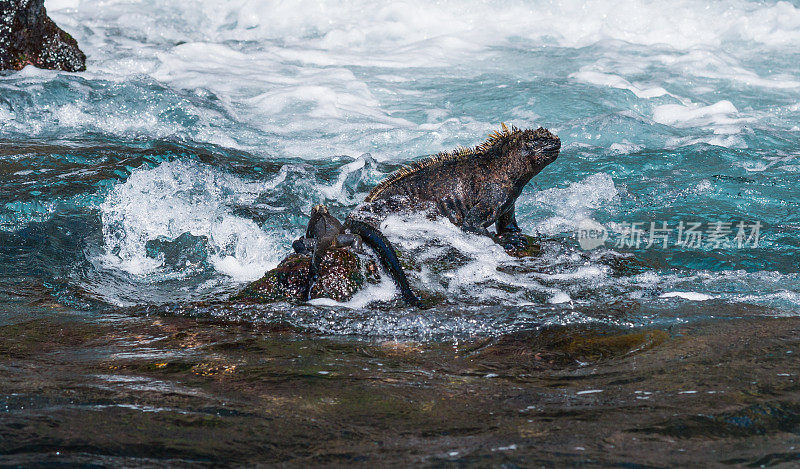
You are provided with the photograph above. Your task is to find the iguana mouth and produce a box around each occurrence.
[541,139,561,154]
[531,136,560,162]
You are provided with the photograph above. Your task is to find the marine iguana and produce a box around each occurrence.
[355,124,560,249]
[293,205,420,306]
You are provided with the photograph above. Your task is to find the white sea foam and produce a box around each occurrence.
[571,70,668,99]
[99,160,284,281]
[310,269,399,309]
[652,100,755,148]
[608,141,644,155]
[652,100,742,129]
[528,173,620,235]
[15,0,794,157]
[659,291,716,301]
[654,49,800,90]
[377,214,567,304]
[49,0,800,52]
[317,154,372,204]
[85,158,800,311]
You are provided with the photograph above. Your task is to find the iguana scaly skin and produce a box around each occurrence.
[357,124,560,247]
[294,205,420,306]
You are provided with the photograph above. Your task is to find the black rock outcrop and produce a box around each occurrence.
[1,0,86,71]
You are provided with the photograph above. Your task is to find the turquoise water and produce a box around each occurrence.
[1,0,800,338]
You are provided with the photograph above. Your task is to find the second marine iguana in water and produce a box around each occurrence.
[353,124,561,249]
[293,205,420,306]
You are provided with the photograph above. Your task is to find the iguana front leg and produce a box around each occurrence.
[336,233,363,252]
[494,204,529,250]
[496,205,521,234]
[292,237,315,255]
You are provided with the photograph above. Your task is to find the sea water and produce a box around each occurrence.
[1,0,799,339]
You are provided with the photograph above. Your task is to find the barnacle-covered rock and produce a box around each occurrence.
[232,254,310,303]
[1,0,86,72]
[232,248,380,304]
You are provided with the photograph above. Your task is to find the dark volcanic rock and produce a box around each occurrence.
[499,234,541,258]
[232,248,380,304]
[233,254,311,303]
[1,0,86,71]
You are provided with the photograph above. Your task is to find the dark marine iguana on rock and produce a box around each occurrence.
[352,124,560,250]
[293,205,420,306]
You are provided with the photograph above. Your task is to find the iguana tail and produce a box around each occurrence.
[305,244,324,302]
[344,219,421,307]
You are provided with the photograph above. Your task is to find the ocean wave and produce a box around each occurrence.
[98,159,286,280]
[50,0,800,51]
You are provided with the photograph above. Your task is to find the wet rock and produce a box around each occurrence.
[308,248,374,301]
[233,254,310,303]
[232,248,379,304]
[1,0,86,72]
[501,234,541,258]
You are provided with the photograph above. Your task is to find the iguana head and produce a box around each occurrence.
[306,204,342,239]
[311,204,329,216]
[517,126,561,168]
[477,124,560,168]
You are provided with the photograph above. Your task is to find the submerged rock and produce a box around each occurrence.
[501,234,541,258]
[233,248,379,304]
[1,0,86,72]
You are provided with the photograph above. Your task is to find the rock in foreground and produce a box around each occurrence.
[1,0,86,71]
[233,248,379,304]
